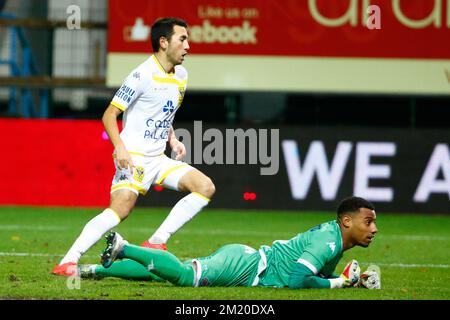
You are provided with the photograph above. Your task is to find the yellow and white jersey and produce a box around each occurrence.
[110,55,188,156]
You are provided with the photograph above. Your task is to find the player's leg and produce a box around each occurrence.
[123,245,194,286]
[53,155,153,275]
[52,189,138,276]
[80,259,164,281]
[194,244,261,287]
[103,233,195,287]
[145,159,215,247]
[177,168,216,198]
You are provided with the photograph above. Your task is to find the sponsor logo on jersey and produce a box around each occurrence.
[178,87,186,106]
[143,129,169,141]
[115,85,136,104]
[147,260,155,271]
[143,118,172,141]
[326,242,336,253]
[163,100,175,113]
[145,119,172,129]
[133,166,145,183]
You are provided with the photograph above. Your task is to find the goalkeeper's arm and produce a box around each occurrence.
[288,263,345,289]
[289,260,360,289]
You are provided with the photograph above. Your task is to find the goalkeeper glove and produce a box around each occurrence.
[340,259,361,286]
[330,260,360,288]
[357,265,381,289]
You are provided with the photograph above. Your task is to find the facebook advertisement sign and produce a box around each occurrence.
[138,124,450,214]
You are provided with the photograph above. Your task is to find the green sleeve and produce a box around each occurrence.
[298,231,338,275]
[288,262,331,289]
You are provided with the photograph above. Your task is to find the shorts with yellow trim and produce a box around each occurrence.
[110,154,193,196]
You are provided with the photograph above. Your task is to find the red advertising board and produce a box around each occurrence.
[1,119,448,213]
[0,119,114,207]
[108,0,450,59]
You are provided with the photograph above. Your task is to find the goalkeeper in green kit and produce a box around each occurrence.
[79,196,381,289]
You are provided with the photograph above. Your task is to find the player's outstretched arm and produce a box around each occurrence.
[333,259,361,288]
[288,263,332,289]
[356,265,381,289]
[289,260,360,289]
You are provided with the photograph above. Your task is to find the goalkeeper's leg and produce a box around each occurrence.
[92,259,164,281]
[121,244,195,287]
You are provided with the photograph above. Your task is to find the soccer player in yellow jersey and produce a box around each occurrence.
[53,17,215,276]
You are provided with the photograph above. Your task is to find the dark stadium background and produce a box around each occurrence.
[0,0,449,214]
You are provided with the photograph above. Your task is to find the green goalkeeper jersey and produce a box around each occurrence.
[257,220,343,288]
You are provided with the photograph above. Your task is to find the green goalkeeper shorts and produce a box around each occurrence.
[188,244,261,287]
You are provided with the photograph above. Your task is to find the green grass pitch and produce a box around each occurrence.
[0,206,449,300]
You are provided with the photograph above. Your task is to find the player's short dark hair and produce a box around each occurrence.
[151,17,188,52]
[337,196,375,219]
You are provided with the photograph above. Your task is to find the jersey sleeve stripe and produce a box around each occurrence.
[297,258,318,274]
[191,259,202,287]
[111,100,126,111]
[251,249,268,286]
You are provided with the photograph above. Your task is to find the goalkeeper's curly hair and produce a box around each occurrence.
[336,196,375,222]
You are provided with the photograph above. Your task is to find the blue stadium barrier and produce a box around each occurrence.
[0,12,49,118]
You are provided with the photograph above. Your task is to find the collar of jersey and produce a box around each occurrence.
[152,55,175,76]
[333,220,344,254]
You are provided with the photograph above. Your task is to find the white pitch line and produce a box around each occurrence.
[0,225,68,231]
[0,251,449,268]
[366,262,450,268]
[382,235,450,241]
[0,252,62,257]
[0,252,97,258]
